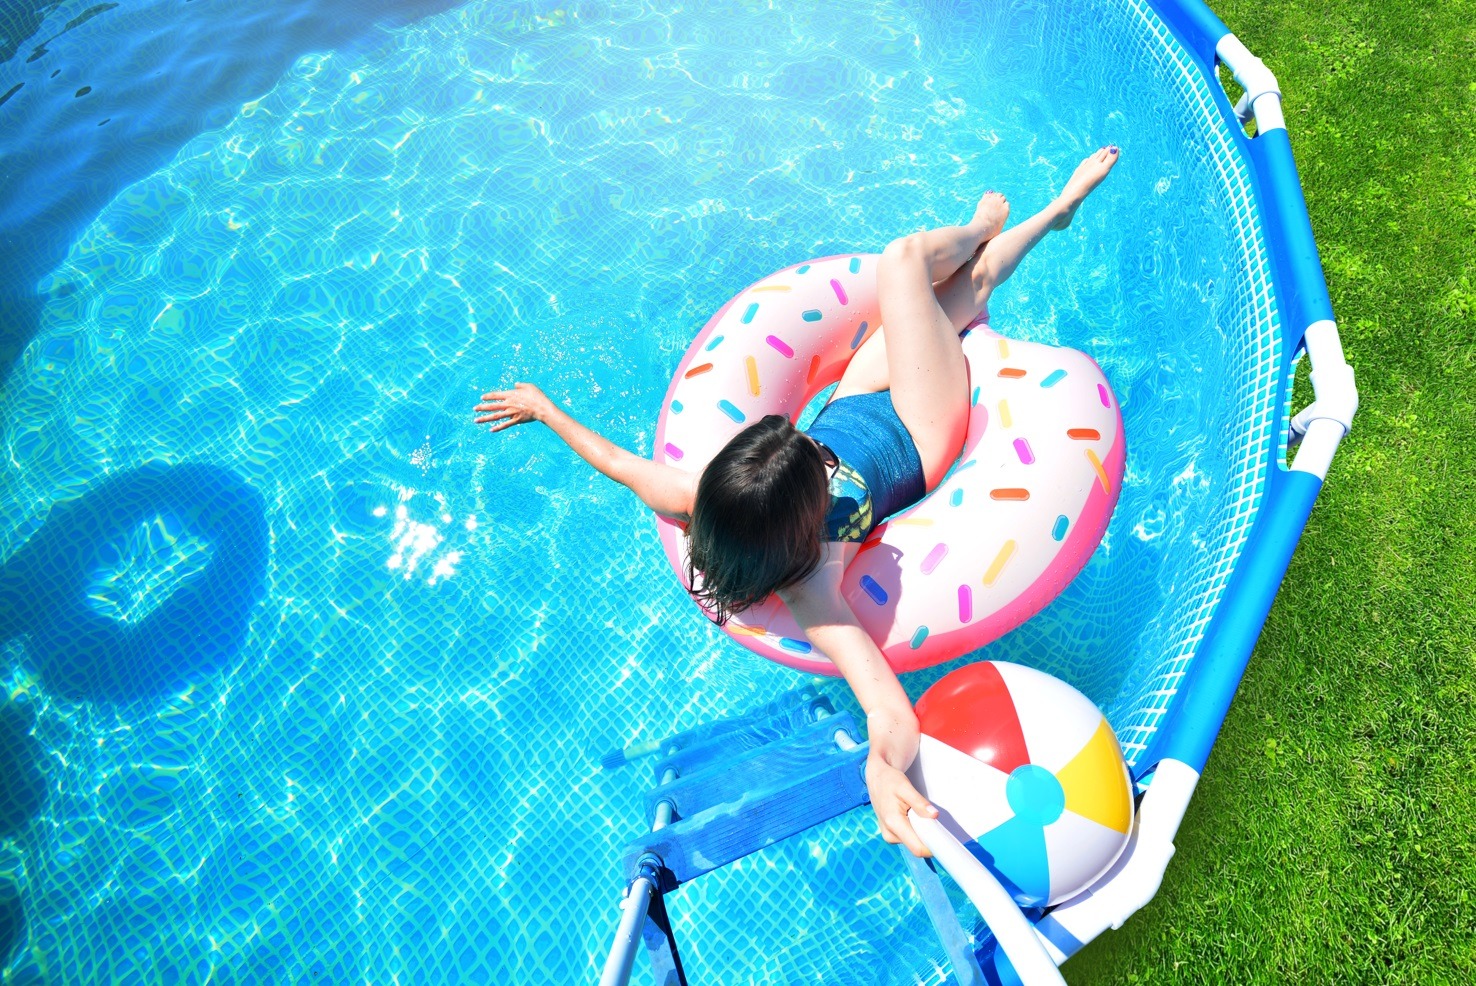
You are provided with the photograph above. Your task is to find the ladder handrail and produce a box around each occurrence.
[909,811,1068,986]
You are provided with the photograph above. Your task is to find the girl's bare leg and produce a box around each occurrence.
[830,193,1007,413]
[875,192,1009,489]
[839,147,1121,452]
[938,146,1120,322]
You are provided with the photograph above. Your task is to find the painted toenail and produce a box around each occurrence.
[1109,146,1118,153]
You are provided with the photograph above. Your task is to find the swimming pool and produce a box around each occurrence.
[1,0,1306,981]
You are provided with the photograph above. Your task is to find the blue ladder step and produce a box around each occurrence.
[649,696,834,782]
[600,685,824,771]
[645,712,861,819]
[623,732,868,888]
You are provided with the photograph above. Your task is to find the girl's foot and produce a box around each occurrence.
[971,190,1010,242]
[1049,146,1119,230]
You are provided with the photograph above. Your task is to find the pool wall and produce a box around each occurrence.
[1134,0,1355,779]
[991,1,1356,976]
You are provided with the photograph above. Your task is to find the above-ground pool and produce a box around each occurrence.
[0,0,1352,982]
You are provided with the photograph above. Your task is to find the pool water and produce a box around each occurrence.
[0,0,1268,982]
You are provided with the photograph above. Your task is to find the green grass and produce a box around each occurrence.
[1072,1,1476,982]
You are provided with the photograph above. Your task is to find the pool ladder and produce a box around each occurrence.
[596,684,1060,986]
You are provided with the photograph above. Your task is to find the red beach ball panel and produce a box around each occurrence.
[913,662,1030,774]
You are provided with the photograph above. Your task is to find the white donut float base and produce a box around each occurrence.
[654,253,1125,675]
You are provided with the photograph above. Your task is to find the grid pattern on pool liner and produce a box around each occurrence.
[889,0,1286,765]
[1103,0,1283,764]
[0,3,1291,986]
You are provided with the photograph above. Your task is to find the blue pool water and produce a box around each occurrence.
[0,0,1275,982]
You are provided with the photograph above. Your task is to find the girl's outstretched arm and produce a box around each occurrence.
[474,382,697,521]
[779,549,939,857]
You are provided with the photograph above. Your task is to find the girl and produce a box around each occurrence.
[474,147,1119,857]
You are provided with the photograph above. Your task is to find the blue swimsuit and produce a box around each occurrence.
[803,390,927,542]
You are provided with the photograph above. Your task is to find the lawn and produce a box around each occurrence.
[1073,0,1476,982]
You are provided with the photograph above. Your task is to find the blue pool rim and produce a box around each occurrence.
[1132,0,1337,780]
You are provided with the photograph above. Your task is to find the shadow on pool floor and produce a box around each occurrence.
[0,462,268,703]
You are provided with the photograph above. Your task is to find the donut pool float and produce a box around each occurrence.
[654,254,1125,675]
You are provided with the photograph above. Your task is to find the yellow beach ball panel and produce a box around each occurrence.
[1055,716,1134,835]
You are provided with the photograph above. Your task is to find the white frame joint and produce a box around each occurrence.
[1215,35,1285,132]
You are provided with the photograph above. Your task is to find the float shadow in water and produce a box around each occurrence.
[0,462,268,702]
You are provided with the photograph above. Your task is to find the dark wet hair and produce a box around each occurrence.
[686,414,830,625]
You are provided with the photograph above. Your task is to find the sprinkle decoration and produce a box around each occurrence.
[830,279,848,305]
[998,339,1010,358]
[1098,383,1112,408]
[958,585,973,622]
[751,285,791,293]
[849,257,861,274]
[1051,515,1070,541]
[744,356,761,396]
[670,400,683,413]
[1040,369,1067,388]
[685,362,713,378]
[705,335,724,352]
[910,626,929,649]
[859,575,888,605]
[1067,428,1100,440]
[797,264,811,274]
[779,637,812,654]
[1085,448,1111,493]
[892,517,934,527]
[1013,438,1035,465]
[983,540,1017,586]
[999,367,1027,379]
[999,399,1012,428]
[950,489,964,507]
[921,543,948,574]
[850,321,869,349]
[765,335,794,358]
[730,623,767,637]
[664,443,684,461]
[806,354,821,384]
[971,385,981,407]
[990,488,1030,501]
[741,303,759,324]
[802,309,823,322]
[718,399,745,423]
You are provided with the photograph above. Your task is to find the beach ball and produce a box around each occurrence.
[907,661,1134,907]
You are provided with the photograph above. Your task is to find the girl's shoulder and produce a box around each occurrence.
[654,465,700,524]
[777,541,852,603]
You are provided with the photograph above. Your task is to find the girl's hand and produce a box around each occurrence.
[865,755,938,858]
[474,383,554,432]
